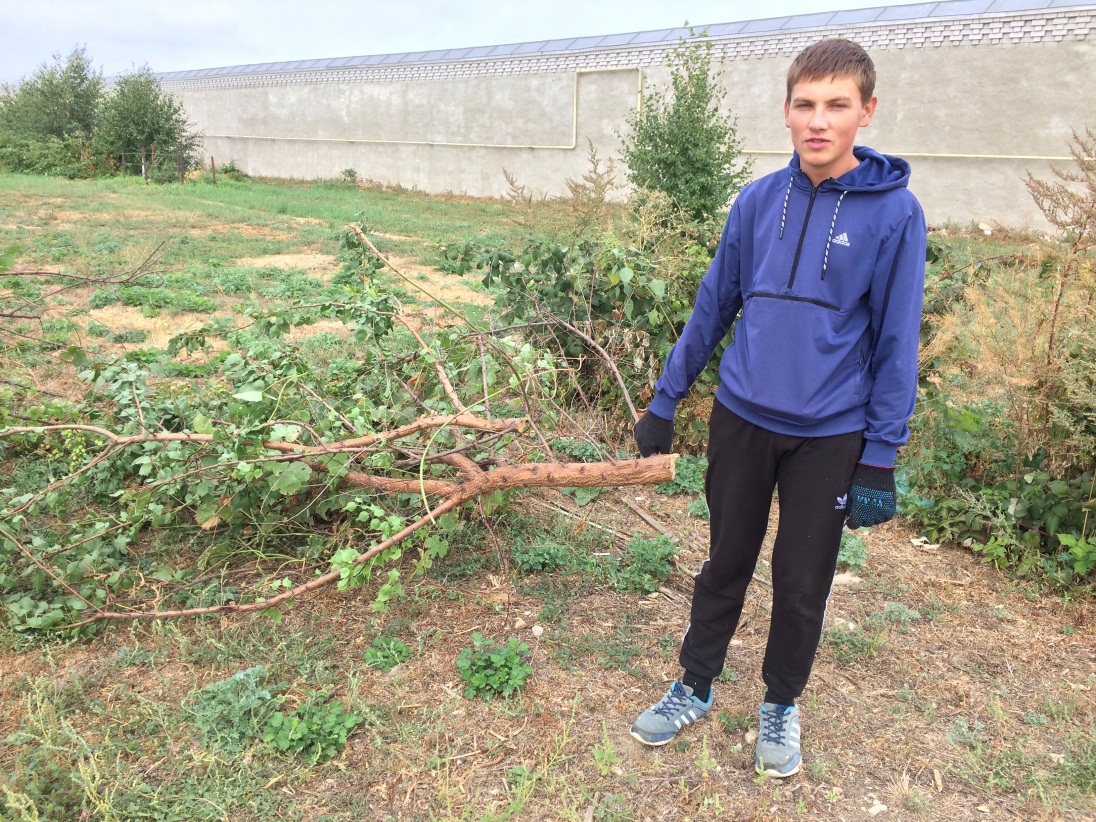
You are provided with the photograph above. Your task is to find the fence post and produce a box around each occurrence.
[210,157,217,185]
[141,147,147,181]
[177,143,184,184]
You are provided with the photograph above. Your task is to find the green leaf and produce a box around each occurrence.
[192,414,216,435]
[233,390,265,403]
[268,462,313,496]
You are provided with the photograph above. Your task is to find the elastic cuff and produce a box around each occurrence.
[860,440,898,468]
[647,392,679,421]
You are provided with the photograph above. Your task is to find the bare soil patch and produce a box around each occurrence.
[234,252,338,277]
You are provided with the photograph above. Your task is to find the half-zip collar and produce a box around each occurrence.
[779,146,911,280]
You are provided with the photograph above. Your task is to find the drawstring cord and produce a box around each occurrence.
[778,174,793,240]
[821,191,847,280]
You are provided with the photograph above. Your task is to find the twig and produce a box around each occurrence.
[299,382,356,433]
[0,525,97,611]
[395,313,468,413]
[547,314,639,423]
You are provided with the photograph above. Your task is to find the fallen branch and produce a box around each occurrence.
[58,451,676,628]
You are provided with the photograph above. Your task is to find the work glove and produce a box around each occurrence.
[845,463,897,529]
[633,410,674,457]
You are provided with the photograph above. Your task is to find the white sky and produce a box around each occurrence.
[0,0,890,85]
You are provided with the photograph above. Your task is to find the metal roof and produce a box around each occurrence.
[155,0,1093,80]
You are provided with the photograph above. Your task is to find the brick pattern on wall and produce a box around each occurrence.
[161,8,1092,92]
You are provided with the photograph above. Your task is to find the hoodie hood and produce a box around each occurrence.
[793,145,912,192]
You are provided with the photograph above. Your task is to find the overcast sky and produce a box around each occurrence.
[1,0,890,85]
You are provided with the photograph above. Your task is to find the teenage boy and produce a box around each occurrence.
[629,38,926,778]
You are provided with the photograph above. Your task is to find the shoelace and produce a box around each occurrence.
[653,683,690,718]
[760,706,789,744]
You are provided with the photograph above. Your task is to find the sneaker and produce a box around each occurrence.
[630,682,713,747]
[755,702,802,778]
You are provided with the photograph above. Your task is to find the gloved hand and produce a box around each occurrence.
[846,463,897,529]
[633,410,674,457]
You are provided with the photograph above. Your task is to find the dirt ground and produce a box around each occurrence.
[2,486,1092,821]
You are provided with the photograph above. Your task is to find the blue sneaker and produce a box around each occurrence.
[755,702,802,777]
[630,682,713,747]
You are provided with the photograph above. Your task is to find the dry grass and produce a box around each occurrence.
[2,489,1093,820]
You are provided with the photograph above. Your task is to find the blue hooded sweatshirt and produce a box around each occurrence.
[648,146,927,468]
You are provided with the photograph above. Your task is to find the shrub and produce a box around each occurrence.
[620,31,752,220]
[0,49,201,179]
[96,66,202,179]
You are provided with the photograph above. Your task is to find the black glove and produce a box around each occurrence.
[846,463,897,529]
[633,411,674,457]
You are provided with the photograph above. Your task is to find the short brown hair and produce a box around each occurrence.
[786,38,876,104]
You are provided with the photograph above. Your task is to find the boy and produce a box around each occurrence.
[629,38,926,778]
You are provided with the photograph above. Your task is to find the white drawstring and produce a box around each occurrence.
[821,191,847,280]
[778,173,793,240]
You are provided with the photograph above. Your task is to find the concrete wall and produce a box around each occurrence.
[164,4,1096,229]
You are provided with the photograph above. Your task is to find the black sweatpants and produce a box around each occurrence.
[679,400,863,705]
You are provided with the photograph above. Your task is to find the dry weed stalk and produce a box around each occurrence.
[925,128,1096,476]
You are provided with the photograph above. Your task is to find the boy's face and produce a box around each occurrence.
[784,74,877,186]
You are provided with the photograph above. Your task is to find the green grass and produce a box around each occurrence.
[0,172,535,272]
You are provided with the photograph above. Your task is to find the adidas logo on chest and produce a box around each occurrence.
[832,232,851,247]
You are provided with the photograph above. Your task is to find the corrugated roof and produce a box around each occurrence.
[155,0,1093,80]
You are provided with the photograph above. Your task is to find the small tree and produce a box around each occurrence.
[0,47,103,176]
[96,67,201,179]
[620,32,752,220]
[0,46,102,142]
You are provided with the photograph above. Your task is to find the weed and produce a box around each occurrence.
[262,696,362,762]
[657,454,707,495]
[1061,731,1096,793]
[551,624,644,673]
[877,602,922,629]
[363,635,413,672]
[686,496,710,519]
[189,665,280,751]
[717,709,751,734]
[694,735,718,778]
[609,534,677,594]
[511,535,573,573]
[947,716,988,748]
[823,624,885,661]
[550,437,605,462]
[592,722,622,775]
[837,530,868,572]
[455,632,532,699]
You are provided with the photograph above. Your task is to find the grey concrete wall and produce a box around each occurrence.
[166,5,1096,229]
[185,69,640,198]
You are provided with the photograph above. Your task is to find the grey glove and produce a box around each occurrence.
[634,411,674,457]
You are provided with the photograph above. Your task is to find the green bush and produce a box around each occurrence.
[0,49,200,179]
[619,32,752,220]
[455,632,533,699]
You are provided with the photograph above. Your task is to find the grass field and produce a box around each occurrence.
[0,173,1094,821]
